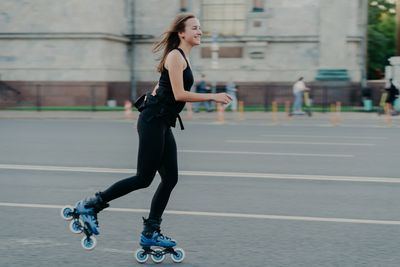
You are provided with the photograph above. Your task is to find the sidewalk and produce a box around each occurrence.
[1,110,399,123]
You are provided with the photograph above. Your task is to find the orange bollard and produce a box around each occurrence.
[237,101,245,120]
[330,103,337,126]
[216,103,225,124]
[186,102,193,120]
[384,103,393,127]
[272,101,278,124]
[124,100,133,119]
[285,101,291,119]
[336,101,342,123]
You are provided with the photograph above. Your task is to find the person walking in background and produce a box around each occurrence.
[193,74,213,112]
[63,13,231,254]
[292,77,310,115]
[385,79,399,115]
[224,78,238,111]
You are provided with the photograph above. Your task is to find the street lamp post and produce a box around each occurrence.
[211,30,219,93]
[397,0,400,55]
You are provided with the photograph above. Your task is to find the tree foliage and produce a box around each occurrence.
[368,0,396,79]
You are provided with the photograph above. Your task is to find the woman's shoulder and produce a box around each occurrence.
[165,49,186,69]
[166,49,185,60]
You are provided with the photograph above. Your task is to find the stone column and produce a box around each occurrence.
[318,0,348,69]
[388,57,400,81]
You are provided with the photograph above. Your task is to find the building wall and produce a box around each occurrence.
[0,0,367,107]
[135,0,366,83]
[0,0,131,82]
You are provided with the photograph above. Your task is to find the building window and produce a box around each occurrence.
[253,20,262,27]
[180,0,188,12]
[201,0,247,36]
[252,0,264,12]
[201,47,243,58]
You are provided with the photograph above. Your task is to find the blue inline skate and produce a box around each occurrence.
[134,218,185,264]
[60,192,109,250]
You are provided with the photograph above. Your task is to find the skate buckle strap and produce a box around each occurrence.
[156,231,171,241]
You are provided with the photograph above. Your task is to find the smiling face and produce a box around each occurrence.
[179,17,202,46]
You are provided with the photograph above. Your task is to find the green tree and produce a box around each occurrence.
[368,0,396,79]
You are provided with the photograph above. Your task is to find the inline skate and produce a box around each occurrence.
[60,192,109,250]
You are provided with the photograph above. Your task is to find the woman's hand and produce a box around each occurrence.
[213,93,232,104]
[151,83,159,96]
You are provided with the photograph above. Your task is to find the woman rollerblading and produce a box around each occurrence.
[61,12,231,259]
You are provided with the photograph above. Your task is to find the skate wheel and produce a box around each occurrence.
[171,247,185,263]
[60,206,74,220]
[81,236,97,251]
[69,219,83,234]
[151,248,165,263]
[134,248,149,264]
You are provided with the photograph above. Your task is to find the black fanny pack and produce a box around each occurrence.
[133,92,185,130]
[134,92,151,112]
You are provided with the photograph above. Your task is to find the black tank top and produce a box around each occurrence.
[157,48,194,113]
[144,48,194,129]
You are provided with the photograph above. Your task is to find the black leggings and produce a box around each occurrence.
[100,109,178,220]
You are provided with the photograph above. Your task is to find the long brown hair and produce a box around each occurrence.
[153,13,196,73]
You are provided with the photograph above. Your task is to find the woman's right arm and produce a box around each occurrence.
[178,91,232,104]
[166,51,232,104]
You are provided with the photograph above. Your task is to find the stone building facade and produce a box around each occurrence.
[0,0,368,107]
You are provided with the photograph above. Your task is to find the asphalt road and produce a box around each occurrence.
[1,115,400,267]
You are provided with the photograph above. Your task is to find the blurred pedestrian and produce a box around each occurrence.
[65,13,231,250]
[385,79,399,115]
[224,79,238,111]
[193,74,212,112]
[292,77,310,115]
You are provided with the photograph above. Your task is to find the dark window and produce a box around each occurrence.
[180,0,188,12]
[252,0,264,12]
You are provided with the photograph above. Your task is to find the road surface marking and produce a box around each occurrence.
[2,164,400,183]
[178,150,353,158]
[1,202,400,226]
[261,134,387,140]
[226,140,375,146]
